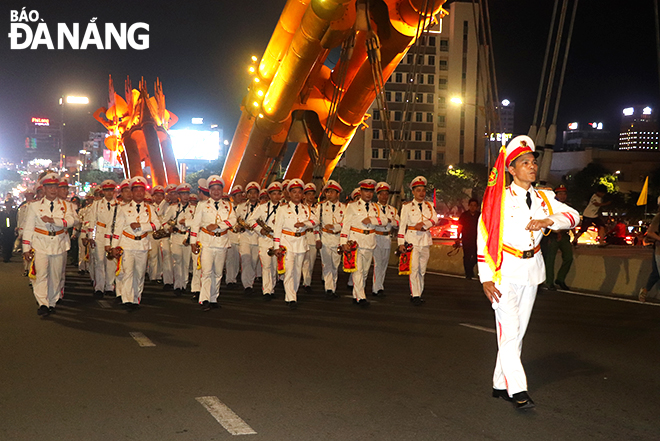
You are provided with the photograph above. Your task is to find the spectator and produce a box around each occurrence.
[541,185,573,290]
[639,210,660,302]
[456,198,480,280]
[572,184,611,247]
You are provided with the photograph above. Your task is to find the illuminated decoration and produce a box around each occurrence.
[501,99,510,107]
[221,0,448,192]
[643,106,652,115]
[93,75,179,187]
[169,129,220,161]
[191,117,204,125]
[568,122,578,130]
[66,96,89,104]
[31,117,50,126]
[588,122,603,130]
[489,133,513,144]
[623,107,634,116]
[450,97,464,105]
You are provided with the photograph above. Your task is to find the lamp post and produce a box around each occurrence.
[59,95,90,172]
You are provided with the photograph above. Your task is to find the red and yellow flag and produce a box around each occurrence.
[478,146,507,284]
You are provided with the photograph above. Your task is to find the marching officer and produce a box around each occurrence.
[372,182,399,297]
[301,183,320,293]
[340,179,384,308]
[147,185,165,282]
[318,180,345,298]
[190,175,237,311]
[107,176,161,311]
[159,184,177,290]
[17,188,36,275]
[248,181,283,300]
[273,179,319,309]
[22,172,77,317]
[226,185,245,288]
[236,182,261,293]
[164,183,195,296]
[397,176,438,305]
[56,177,80,298]
[87,179,119,299]
[478,135,580,409]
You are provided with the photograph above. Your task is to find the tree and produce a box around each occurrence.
[566,163,617,211]
[186,158,226,191]
[80,169,123,186]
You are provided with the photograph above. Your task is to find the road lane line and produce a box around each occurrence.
[129,332,156,347]
[97,300,111,309]
[196,396,257,435]
[460,323,496,334]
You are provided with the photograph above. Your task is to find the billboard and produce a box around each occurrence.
[169,129,221,161]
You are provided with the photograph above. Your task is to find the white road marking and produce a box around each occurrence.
[129,332,156,347]
[421,269,660,307]
[196,396,257,435]
[459,323,496,334]
[97,300,111,309]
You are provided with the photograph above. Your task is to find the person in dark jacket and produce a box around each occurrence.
[456,198,480,279]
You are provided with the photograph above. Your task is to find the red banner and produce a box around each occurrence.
[479,146,507,283]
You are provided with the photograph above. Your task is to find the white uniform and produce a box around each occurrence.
[22,198,76,308]
[226,204,241,284]
[157,200,173,285]
[236,201,260,289]
[301,203,319,288]
[372,203,399,294]
[248,201,280,296]
[398,200,438,298]
[57,199,80,297]
[87,198,120,293]
[163,202,196,291]
[189,199,237,304]
[17,201,34,274]
[109,201,160,305]
[318,200,346,293]
[340,199,386,300]
[477,183,580,396]
[273,202,319,303]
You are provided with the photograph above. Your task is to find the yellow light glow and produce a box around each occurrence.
[450,97,463,105]
[257,90,264,97]
[248,66,255,73]
[66,96,89,104]
[254,78,260,83]
[253,101,259,107]
[251,56,258,62]
[258,113,264,118]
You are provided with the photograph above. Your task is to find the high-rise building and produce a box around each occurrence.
[24,117,60,164]
[341,1,484,170]
[618,105,659,150]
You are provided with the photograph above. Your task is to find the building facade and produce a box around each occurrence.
[341,1,484,170]
[618,105,659,150]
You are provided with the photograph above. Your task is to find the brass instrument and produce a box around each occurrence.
[233,217,254,233]
[152,218,176,239]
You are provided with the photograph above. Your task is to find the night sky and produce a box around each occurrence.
[0,0,657,162]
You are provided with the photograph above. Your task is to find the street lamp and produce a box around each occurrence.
[59,95,89,171]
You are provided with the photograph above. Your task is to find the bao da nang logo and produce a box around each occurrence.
[8,8,149,50]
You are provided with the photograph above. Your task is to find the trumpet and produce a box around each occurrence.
[233,217,254,233]
[152,219,176,239]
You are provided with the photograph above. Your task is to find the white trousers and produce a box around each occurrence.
[226,242,240,283]
[240,242,260,288]
[258,245,277,295]
[116,249,148,304]
[372,235,391,293]
[160,238,173,285]
[409,245,430,298]
[88,241,97,285]
[171,236,192,290]
[93,243,116,292]
[147,236,161,280]
[200,246,227,304]
[301,245,317,286]
[492,282,537,396]
[320,243,341,292]
[32,252,65,307]
[191,252,201,292]
[283,251,305,302]
[352,248,374,300]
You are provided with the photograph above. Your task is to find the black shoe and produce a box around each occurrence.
[105,291,115,298]
[201,301,211,311]
[163,284,173,291]
[555,280,569,290]
[347,285,353,290]
[244,286,253,295]
[377,289,385,297]
[411,296,425,306]
[492,388,512,402]
[37,305,49,316]
[288,301,298,310]
[174,288,182,297]
[304,285,312,293]
[191,292,200,303]
[370,292,379,297]
[543,283,556,291]
[358,299,370,308]
[124,303,133,312]
[114,295,123,304]
[264,293,274,301]
[255,277,262,283]
[326,290,336,299]
[210,302,220,309]
[156,279,163,284]
[226,282,237,289]
[352,298,359,305]
[77,270,84,275]
[93,290,104,299]
[512,391,535,409]
[48,307,56,314]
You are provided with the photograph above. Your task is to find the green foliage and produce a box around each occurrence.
[185,158,226,191]
[566,163,615,211]
[79,169,123,186]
